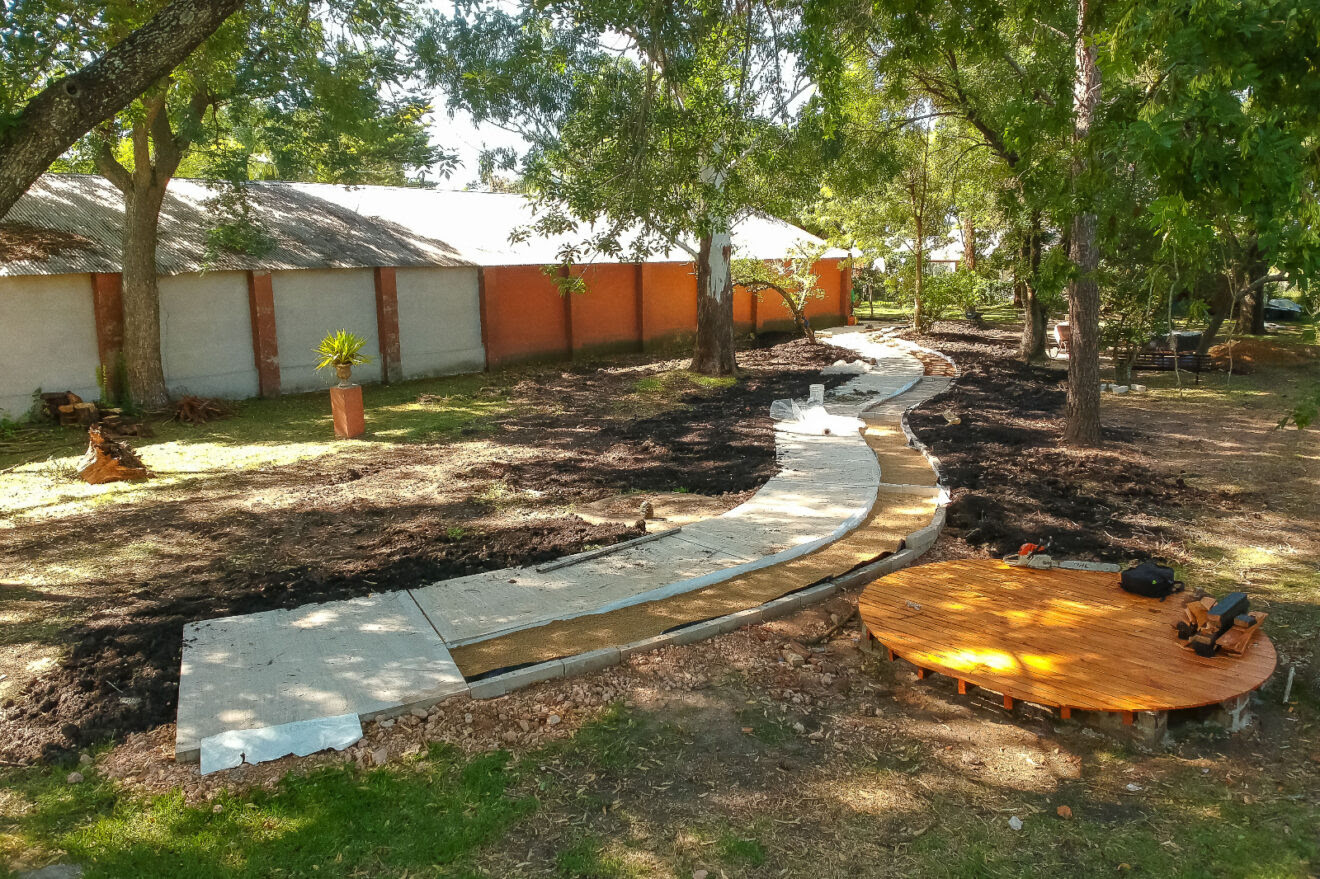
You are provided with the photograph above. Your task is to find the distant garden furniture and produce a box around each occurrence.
[1131,350,1216,384]
[1049,321,1071,358]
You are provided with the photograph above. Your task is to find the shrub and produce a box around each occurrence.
[315,330,373,370]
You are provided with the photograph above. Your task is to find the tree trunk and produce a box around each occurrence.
[912,215,925,331]
[692,228,737,375]
[1063,0,1102,447]
[120,182,171,409]
[1195,275,1232,355]
[0,0,243,219]
[1018,219,1046,360]
[963,217,976,271]
[791,302,817,344]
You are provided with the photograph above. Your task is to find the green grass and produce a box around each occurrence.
[554,836,644,879]
[0,371,510,472]
[630,370,736,396]
[1,746,532,879]
[715,831,766,866]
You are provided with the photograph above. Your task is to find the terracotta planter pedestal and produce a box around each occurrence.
[330,384,365,438]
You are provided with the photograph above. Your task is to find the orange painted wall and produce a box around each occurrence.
[479,256,847,367]
[640,262,698,344]
[482,264,569,366]
[806,260,843,324]
[570,264,640,353]
[733,285,756,332]
[752,258,846,332]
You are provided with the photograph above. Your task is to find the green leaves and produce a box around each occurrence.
[315,330,373,370]
[425,1,816,260]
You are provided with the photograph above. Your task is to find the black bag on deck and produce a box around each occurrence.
[1120,561,1185,600]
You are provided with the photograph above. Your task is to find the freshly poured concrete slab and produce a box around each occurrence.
[200,713,363,775]
[176,591,464,759]
[414,535,754,645]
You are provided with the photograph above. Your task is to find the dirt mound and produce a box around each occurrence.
[906,324,1198,561]
[1210,337,1319,369]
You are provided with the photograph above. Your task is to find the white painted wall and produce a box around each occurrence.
[0,274,100,420]
[395,267,485,378]
[271,268,380,392]
[160,271,260,400]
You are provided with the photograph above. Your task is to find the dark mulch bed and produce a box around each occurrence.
[905,323,1198,561]
[0,335,850,765]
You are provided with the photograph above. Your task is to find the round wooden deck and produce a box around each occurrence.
[859,559,1276,714]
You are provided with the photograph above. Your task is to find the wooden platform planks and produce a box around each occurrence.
[859,559,1276,712]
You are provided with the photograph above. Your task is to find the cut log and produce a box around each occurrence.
[76,425,152,484]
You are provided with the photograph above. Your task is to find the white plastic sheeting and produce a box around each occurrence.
[769,398,867,437]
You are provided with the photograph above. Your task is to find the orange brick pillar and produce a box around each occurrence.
[841,263,854,322]
[246,271,281,398]
[90,272,124,398]
[330,384,365,438]
[634,262,646,349]
[373,266,402,384]
[561,265,575,358]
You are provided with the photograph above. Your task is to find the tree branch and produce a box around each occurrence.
[0,0,245,218]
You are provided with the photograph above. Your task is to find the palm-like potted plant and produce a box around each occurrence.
[315,330,372,388]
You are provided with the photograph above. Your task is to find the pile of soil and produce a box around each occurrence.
[906,324,1198,561]
[1209,337,1320,370]
[0,336,853,764]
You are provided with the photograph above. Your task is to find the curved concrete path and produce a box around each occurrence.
[176,327,952,762]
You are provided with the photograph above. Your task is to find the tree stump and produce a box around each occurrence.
[76,425,152,484]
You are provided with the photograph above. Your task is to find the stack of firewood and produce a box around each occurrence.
[37,391,151,437]
[41,391,99,426]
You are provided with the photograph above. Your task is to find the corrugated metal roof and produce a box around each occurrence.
[0,173,845,277]
[0,175,472,276]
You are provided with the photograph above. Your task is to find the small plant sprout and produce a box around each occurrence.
[315,330,373,387]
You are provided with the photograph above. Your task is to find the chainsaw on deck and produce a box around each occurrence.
[1003,539,1055,570]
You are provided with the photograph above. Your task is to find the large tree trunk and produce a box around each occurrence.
[1018,218,1047,360]
[963,217,976,270]
[692,228,737,375]
[1063,0,1102,447]
[0,0,242,219]
[912,215,925,331]
[121,183,171,409]
[1196,275,1233,355]
[1236,245,1269,335]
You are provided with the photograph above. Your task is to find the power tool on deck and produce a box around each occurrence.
[1175,591,1268,657]
[1003,539,1054,569]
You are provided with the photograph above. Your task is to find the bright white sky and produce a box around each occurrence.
[421,0,530,186]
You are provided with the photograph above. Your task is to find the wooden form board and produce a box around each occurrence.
[859,559,1276,712]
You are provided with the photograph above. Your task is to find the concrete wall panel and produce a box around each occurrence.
[482,265,569,367]
[570,264,639,354]
[394,266,485,378]
[0,274,100,419]
[160,271,260,399]
[272,268,379,392]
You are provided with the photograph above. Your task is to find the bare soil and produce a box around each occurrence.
[905,324,1199,561]
[0,336,850,765]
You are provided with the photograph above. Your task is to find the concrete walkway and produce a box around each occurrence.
[176,327,951,761]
